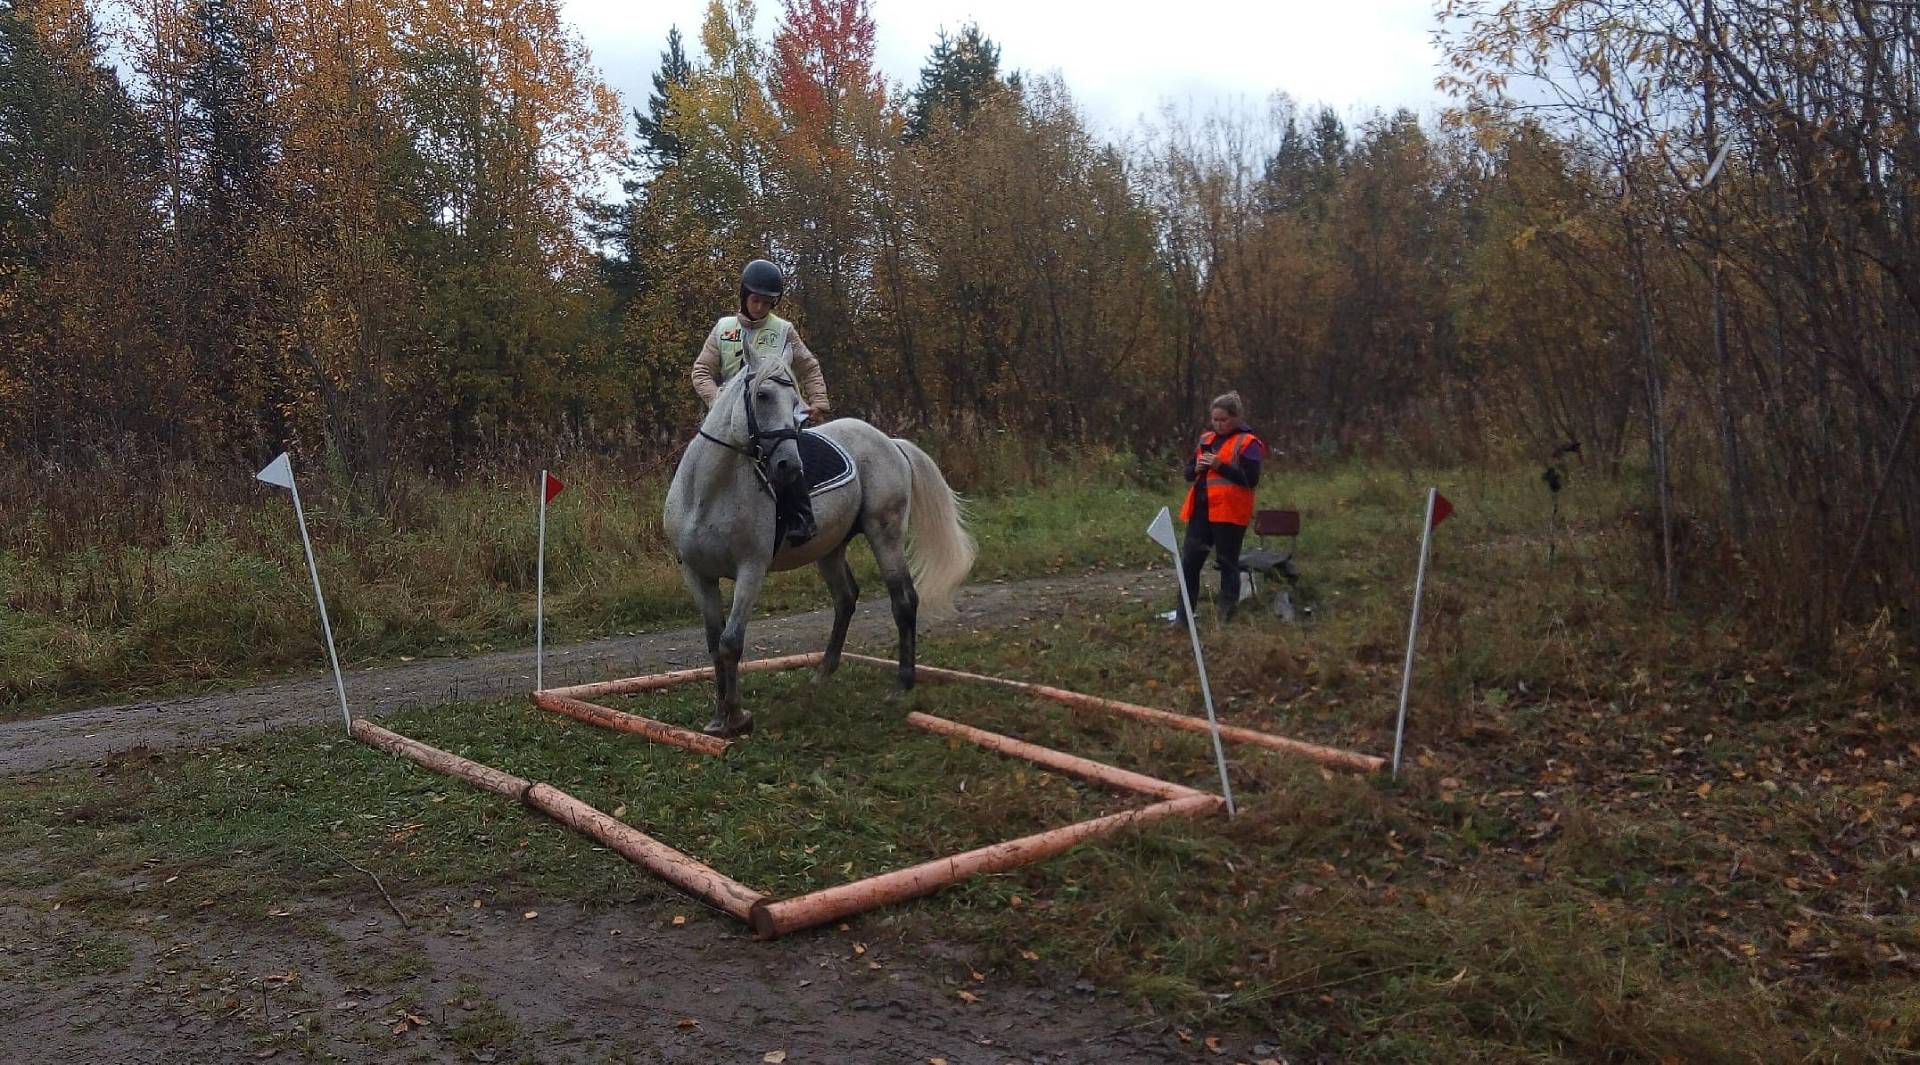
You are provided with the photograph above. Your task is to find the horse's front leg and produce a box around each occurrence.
[709,561,769,737]
[679,565,735,736]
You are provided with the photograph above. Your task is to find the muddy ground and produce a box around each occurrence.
[3,568,1283,1064]
[2,891,1267,1063]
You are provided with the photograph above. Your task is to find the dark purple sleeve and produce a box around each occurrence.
[1213,438,1263,488]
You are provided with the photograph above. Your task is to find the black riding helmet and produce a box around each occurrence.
[739,259,784,317]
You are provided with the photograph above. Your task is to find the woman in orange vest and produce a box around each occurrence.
[1177,391,1266,622]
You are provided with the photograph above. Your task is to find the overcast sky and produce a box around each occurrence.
[561,0,1451,140]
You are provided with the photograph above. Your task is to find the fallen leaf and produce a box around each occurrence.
[1019,949,1040,961]
[672,915,687,927]
[1696,782,1712,798]
[675,1018,700,1029]
[1177,1028,1194,1043]
[763,1052,787,1063]
[524,911,538,920]
[1205,1034,1224,1053]
[613,805,628,818]
[956,990,979,1004]
[852,942,866,956]
[969,970,984,982]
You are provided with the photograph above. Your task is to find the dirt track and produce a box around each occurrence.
[0,567,1165,776]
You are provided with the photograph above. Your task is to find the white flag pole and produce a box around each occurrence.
[1147,507,1236,817]
[1391,488,1439,778]
[259,453,350,733]
[536,470,548,693]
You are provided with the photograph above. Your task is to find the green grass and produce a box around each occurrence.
[0,442,1164,715]
[3,458,1915,1061]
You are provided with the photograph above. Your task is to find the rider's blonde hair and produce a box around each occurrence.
[1210,390,1246,421]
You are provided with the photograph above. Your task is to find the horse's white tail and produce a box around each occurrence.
[895,438,976,615]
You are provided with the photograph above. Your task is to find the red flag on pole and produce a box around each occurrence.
[543,472,565,504]
[1430,492,1453,529]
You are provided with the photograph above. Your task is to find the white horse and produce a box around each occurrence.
[664,350,975,737]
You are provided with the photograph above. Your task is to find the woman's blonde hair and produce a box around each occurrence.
[1210,390,1245,420]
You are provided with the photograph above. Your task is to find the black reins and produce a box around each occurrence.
[698,367,801,473]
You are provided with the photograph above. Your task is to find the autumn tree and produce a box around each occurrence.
[0,0,169,454]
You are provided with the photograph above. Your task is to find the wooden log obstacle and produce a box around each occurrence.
[351,655,1382,938]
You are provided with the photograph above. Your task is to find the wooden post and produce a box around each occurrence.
[522,783,765,921]
[351,720,764,922]
[749,793,1223,939]
[906,713,1204,801]
[845,655,1384,773]
[539,653,824,701]
[531,691,731,756]
[352,720,531,797]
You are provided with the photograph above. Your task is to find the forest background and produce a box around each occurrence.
[3,0,1917,644]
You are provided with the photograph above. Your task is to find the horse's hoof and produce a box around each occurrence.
[704,712,754,738]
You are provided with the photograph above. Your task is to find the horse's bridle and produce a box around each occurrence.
[698,368,802,483]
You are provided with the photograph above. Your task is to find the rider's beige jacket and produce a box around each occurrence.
[690,314,831,413]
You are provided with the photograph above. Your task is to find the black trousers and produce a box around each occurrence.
[1181,520,1247,618]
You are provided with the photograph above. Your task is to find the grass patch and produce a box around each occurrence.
[2,457,1915,1060]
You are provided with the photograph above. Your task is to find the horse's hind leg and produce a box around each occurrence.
[816,545,858,681]
[866,518,919,690]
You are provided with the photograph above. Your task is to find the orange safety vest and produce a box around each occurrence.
[1180,429,1260,527]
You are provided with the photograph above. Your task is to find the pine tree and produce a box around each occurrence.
[905,23,1004,141]
[182,0,275,226]
[633,25,691,178]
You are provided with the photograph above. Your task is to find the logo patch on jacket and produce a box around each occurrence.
[720,328,741,342]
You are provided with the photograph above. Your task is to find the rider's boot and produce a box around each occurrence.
[781,479,817,548]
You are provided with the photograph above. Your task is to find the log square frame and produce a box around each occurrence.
[356,652,1381,940]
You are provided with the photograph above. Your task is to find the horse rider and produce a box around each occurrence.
[691,258,832,547]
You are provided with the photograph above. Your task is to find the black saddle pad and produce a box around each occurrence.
[798,429,855,496]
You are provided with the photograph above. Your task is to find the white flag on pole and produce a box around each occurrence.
[1146,506,1236,817]
[255,450,352,734]
[1146,507,1177,552]
[256,452,294,490]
